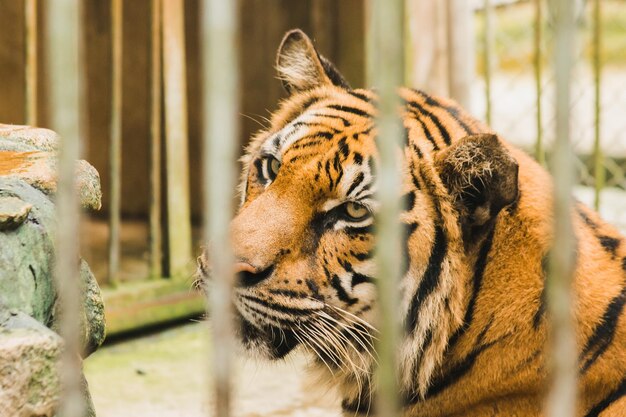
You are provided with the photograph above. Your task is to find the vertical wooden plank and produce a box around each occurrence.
[203,0,239,415]
[45,0,84,415]
[367,0,404,416]
[150,0,163,279]
[310,0,337,58]
[592,0,603,210]
[405,0,448,95]
[546,1,577,417]
[534,0,545,165]
[445,0,474,110]
[162,0,192,277]
[24,0,38,126]
[108,0,123,286]
[483,0,493,125]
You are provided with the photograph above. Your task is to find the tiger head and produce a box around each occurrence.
[199,28,522,406]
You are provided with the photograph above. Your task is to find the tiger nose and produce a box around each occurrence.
[234,262,275,287]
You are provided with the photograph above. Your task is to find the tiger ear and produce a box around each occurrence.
[435,134,519,239]
[276,29,350,93]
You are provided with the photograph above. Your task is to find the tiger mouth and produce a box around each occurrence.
[236,312,301,358]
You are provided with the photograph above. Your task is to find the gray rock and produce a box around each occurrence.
[0,195,32,230]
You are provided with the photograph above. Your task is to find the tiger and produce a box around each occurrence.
[197,29,626,416]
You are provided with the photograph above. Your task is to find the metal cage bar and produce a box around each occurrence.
[546,0,578,416]
[367,0,405,416]
[534,0,545,166]
[203,0,240,416]
[46,0,84,415]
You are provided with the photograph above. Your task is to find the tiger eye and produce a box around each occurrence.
[268,156,281,179]
[345,202,369,221]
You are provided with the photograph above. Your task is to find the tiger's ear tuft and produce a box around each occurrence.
[436,134,519,237]
[276,29,350,93]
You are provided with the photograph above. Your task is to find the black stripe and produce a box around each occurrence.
[578,204,599,230]
[254,158,265,181]
[327,104,373,119]
[330,274,358,305]
[533,256,549,329]
[403,192,416,212]
[348,89,373,103]
[350,250,373,262]
[346,172,365,196]
[580,284,626,373]
[405,225,448,333]
[413,89,474,134]
[403,222,419,276]
[406,100,452,145]
[240,294,315,317]
[344,225,373,237]
[351,272,374,287]
[448,228,496,349]
[584,377,626,417]
[353,152,363,165]
[599,235,621,258]
[312,112,351,127]
[412,116,440,150]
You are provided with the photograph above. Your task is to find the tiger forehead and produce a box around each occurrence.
[261,96,376,158]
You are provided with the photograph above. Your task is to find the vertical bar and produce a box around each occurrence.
[367,0,404,416]
[546,1,577,417]
[445,0,474,110]
[162,0,192,277]
[108,0,123,286]
[534,0,545,165]
[592,0,603,210]
[203,0,239,416]
[483,0,493,125]
[150,0,163,279]
[45,1,84,416]
[24,0,38,126]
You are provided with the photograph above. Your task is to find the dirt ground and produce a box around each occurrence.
[84,321,342,417]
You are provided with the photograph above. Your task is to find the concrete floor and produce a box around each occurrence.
[84,321,342,417]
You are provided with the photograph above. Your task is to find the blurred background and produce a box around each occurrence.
[0,0,624,416]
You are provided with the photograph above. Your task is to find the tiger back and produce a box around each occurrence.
[198,29,626,417]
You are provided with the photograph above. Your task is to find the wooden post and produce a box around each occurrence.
[367,0,405,416]
[45,0,84,415]
[150,0,163,279]
[108,0,123,286]
[203,0,239,415]
[24,0,38,126]
[445,0,474,110]
[405,0,449,95]
[546,0,577,416]
[162,0,192,278]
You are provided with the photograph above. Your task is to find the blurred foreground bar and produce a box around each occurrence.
[546,0,578,416]
[203,0,240,416]
[367,0,405,416]
[45,0,84,415]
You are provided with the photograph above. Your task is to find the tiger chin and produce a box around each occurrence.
[197,29,626,416]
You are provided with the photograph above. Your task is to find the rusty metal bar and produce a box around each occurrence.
[203,0,240,415]
[150,0,163,279]
[592,0,603,210]
[534,0,545,165]
[367,0,405,416]
[546,0,577,416]
[483,0,494,125]
[24,0,38,126]
[45,0,84,415]
[162,0,192,278]
[108,0,123,286]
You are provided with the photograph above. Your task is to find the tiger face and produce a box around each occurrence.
[200,29,626,417]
